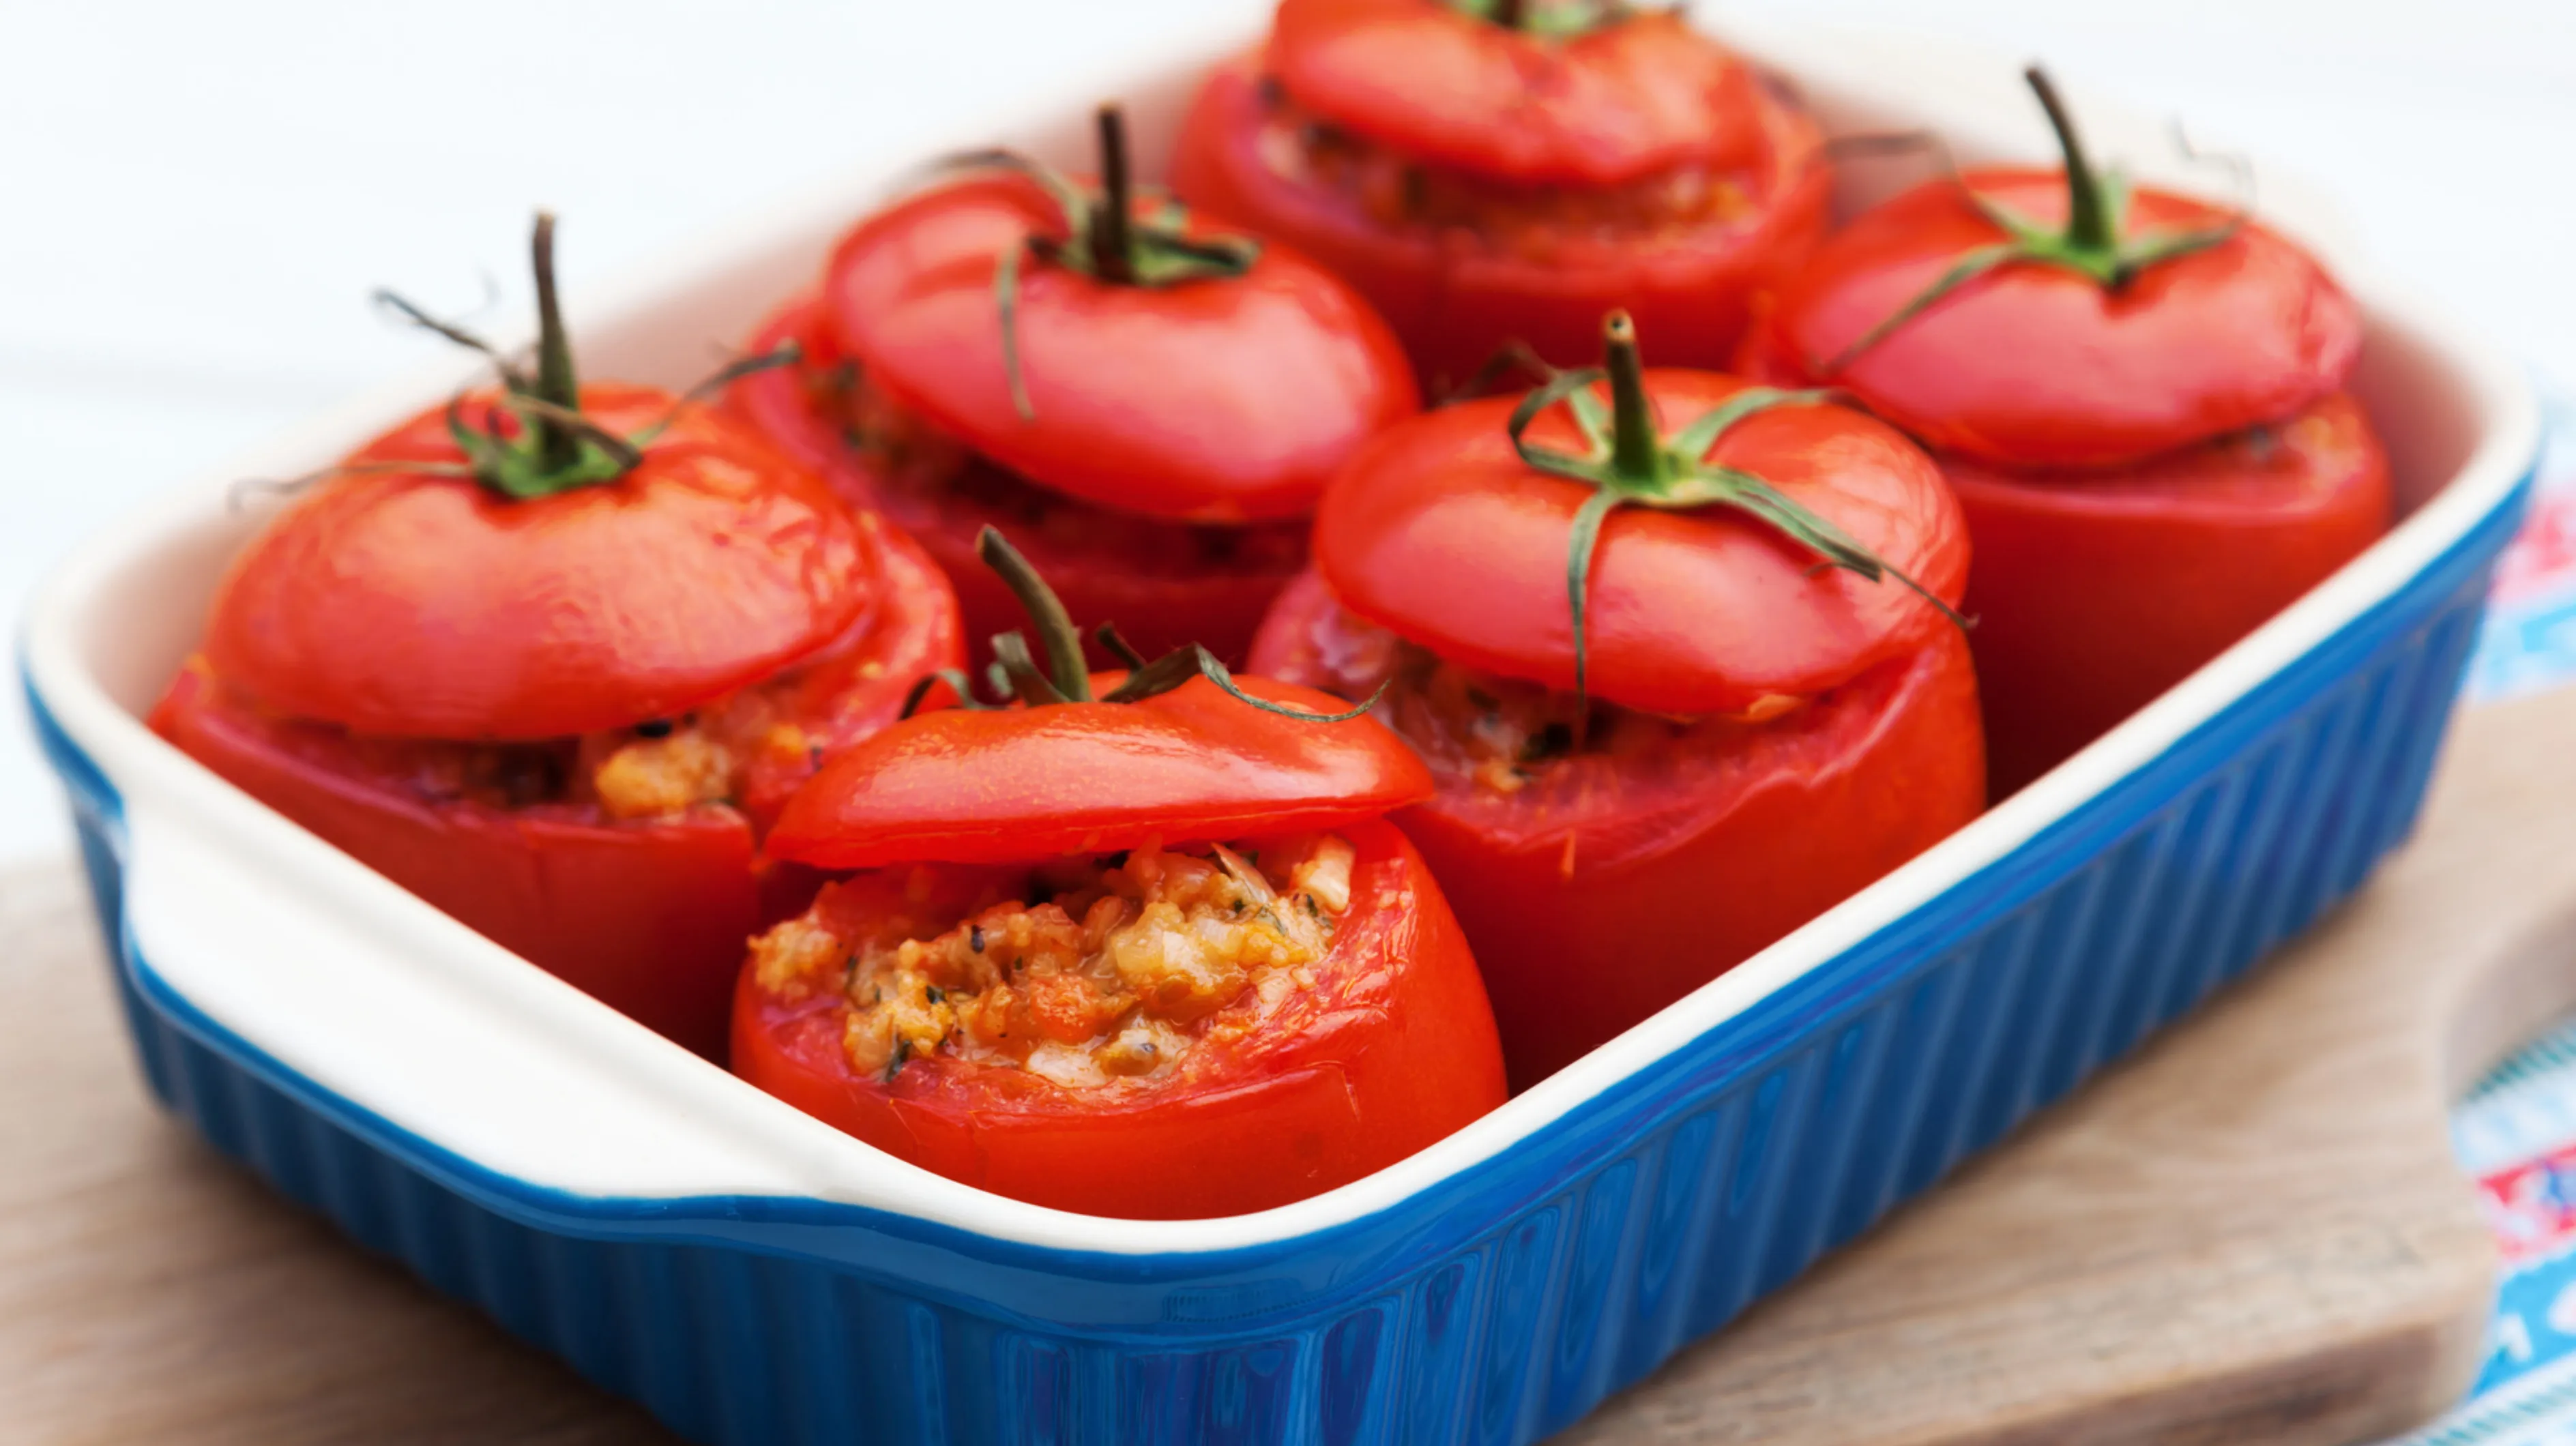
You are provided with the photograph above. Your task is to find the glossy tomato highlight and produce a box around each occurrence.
[152,217,966,1057]
[1171,0,1830,389]
[1253,313,1983,1087]
[735,530,1506,1218]
[731,105,1416,670]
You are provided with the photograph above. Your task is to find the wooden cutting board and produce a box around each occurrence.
[14,683,2576,1444]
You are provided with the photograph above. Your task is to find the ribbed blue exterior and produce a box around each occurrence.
[29,466,2528,1446]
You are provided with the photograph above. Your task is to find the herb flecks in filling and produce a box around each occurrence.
[1293,604,1807,796]
[751,836,1356,1088]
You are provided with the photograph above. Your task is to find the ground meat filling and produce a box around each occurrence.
[804,359,1308,574]
[1251,76,1774,256]
[750,836,1358,1089]
[1289,602,1806,795]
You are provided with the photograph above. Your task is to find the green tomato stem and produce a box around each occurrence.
[1601,312,1663,484]
[1089,104,1135,285]
[2024,67,2114,254]
[529,211,582,473]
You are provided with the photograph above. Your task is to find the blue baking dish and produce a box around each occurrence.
[18,18,2543,1445]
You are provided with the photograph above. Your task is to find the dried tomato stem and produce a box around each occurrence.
[1089,104,1135,285]
[2025,67,2113,254]
[1602,312,1662,483]
[976,527,1093,701]
[1491,0,1525,27]
[529,212,583,472]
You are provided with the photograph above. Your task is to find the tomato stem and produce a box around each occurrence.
[2025,68,2113,254]
[1491,0,1525,27]
[1601,312,1662,484]
[529,211,583,473]
[977,527,1093,702]
[1089,105,1135,285]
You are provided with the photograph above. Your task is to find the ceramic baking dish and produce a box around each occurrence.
[20,16,2541,1445]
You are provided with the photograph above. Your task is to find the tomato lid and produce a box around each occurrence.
[825,107,1418,525]
[1267,0,1762,187]
[1315,314,1967,716]
[1764,71,2360,468]
[205,216,873,741]
[768,529,1432,868]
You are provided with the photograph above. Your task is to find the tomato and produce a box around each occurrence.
[153,215,967,1056]
[1945,394,2391,794]
[729,297,1308,670]
[1253,312,1982,1086]
[1744,70,2391,792]
[733,529,1505,1217]
[1253,574,1982,1087]
[730,107,1414,672]
[1169,2,1830,390]
[735,818,1498,1219]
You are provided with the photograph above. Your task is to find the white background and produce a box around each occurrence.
[5,0,2571,861]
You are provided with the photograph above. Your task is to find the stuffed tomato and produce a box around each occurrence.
[1250,313,1982,1087]
[730,106,1416,671]
[1169,0,1830,391]
[1741,70,2392,795]
[736,530,1505,1218]
[151,216,965,1058]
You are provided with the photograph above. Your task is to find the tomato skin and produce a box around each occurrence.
[151,521,965,1059]
[729,297,1305,669]
[731,817,1504,1218]
[206,386,874,742]
[1169,50,1830,388]
[1268,0,1761,187]
[821,173,1417,525]
[1946,392,2392,795]
[1313,372,1968,715]
[1753,168,2363,469]
[770,671,1433,870]
[1252,573,1984,1087]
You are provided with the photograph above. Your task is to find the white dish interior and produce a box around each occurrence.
[20,16,2537,1254]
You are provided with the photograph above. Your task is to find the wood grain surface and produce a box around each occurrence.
[14,686,2576,1444]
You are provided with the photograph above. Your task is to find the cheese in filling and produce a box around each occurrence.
[750,836,1357,1088]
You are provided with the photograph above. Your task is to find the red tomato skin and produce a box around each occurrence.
[1753,168,2364,469]
[1268,0,1763,186]
[150,523,965,1059]
[769,670,1434,870]
[1947,392,2393,795]
[821,173,1418,525]
[1251,573,1985,1089]
[206,386,875,742]
[731,817,1505,1218]
[1313,372,1969,715]
[1169,50,1830,389]
[728,298,1303,669]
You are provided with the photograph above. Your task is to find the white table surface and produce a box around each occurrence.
[5,0,2570,861]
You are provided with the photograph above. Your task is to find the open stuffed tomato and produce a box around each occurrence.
[1740,69,2392,794]
[737,530,1504,1219]
[1252,312,1982,1087]
[1169,0,1830,391]
[151,216,965,1058]
[729,105,1416,671]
